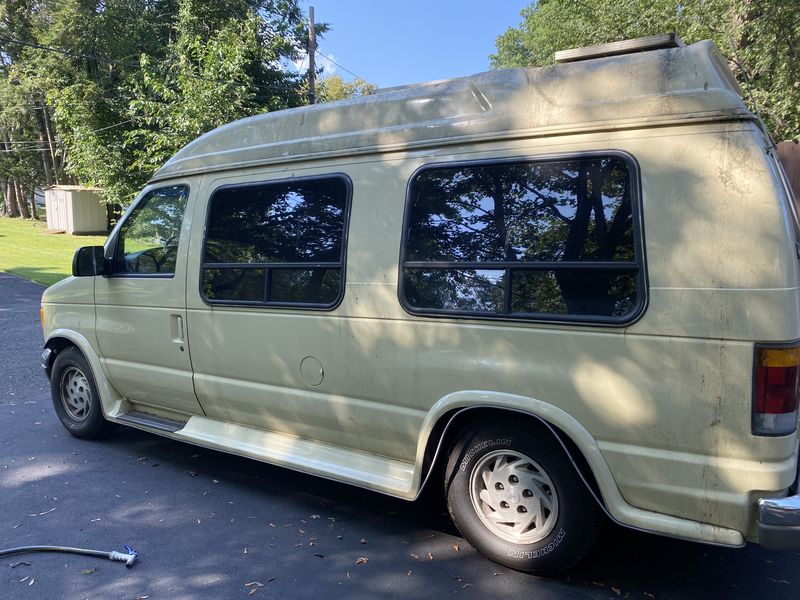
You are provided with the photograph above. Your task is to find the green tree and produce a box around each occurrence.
[317,75,376,103]
[124,0,314,203]
[0,0,313,215]
[491,0,800,141]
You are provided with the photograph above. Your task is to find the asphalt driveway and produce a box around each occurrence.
[1,272,798,599]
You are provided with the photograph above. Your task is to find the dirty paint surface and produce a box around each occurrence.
[2,272,798,599]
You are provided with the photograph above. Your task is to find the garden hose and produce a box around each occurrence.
[0,544,138,567]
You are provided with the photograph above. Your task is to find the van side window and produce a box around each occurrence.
[111,185,188,276]
[401,156,643,323]
[201,175,350,308]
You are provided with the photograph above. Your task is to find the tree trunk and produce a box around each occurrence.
[39,131,54,187]
[15,181,31,219]
[29,189,39,220]
[6,181,21,218]
[40,100,61,184]
[0,179,7,216]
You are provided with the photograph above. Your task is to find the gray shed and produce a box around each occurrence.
[44,186,108,234]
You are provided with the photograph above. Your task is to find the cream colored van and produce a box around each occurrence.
[40,35,800,573]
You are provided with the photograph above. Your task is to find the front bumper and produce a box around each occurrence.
[758,459,800,549]
[41,348,53,379]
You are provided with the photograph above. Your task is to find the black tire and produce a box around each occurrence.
[445,416,602,574]
[50,347,117,439]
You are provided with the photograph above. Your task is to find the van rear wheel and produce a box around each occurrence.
[50,347,116,439]
[445,418,601,574]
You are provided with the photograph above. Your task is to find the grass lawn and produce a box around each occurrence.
[0,217,108,287]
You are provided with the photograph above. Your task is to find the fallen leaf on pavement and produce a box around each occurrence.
[355,557,368,565]
[427,552,434,560]
[80,568,96,575]
[10,561,31,568]
[452,544,460,552]
[360,539,367,544]
[310,514,320,519]
[410,553,419,560]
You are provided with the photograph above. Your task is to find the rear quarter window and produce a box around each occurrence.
[400,154,645,324]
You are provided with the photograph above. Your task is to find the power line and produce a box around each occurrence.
[0,35,141,68]
[0,119,134,146]
[314,49,367,82]
[0,36,264,90]
[0,146,49,153]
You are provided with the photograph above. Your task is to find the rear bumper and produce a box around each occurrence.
[758,459,800,549]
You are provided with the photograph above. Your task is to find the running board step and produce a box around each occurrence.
[174,416,417,498]
[117,411,187,433]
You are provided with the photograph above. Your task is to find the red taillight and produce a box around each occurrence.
[753,345,800,436]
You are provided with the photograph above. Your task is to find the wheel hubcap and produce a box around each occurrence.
[60,367,91,422]
[469,449,559,544]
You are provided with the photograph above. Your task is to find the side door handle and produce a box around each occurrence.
[170,314,185,344]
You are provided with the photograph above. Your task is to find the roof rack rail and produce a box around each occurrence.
[555,33,685,64]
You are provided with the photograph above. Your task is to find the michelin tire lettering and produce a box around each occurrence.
[460,438,512,471]
[507,528,566,559]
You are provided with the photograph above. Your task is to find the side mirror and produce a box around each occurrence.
[72,246,107,277]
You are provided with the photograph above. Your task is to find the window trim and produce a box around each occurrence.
[106,184,190,280]
[199,173,353,310]
[397,151,648,326]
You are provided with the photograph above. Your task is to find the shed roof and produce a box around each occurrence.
[43,185,102,191]
[151,40,750,183]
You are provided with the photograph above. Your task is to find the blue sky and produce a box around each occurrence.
[296,1,530,89]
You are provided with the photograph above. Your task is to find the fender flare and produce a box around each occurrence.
[413,391,744,547]
[45,329,127,418]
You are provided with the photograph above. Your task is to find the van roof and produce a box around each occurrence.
[151,40,750,183]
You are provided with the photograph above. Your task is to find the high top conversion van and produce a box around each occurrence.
[40,35,800,573]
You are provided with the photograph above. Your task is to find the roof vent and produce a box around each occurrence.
[554,33,685,63]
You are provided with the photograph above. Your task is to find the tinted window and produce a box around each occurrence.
[402,156,642,321]
[111,185,188,275]
[202,176,350,307]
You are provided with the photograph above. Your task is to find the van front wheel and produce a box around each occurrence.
[50,347,116,439]
[445,419,601,574]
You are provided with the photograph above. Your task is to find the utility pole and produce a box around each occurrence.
[308,6,316,105]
